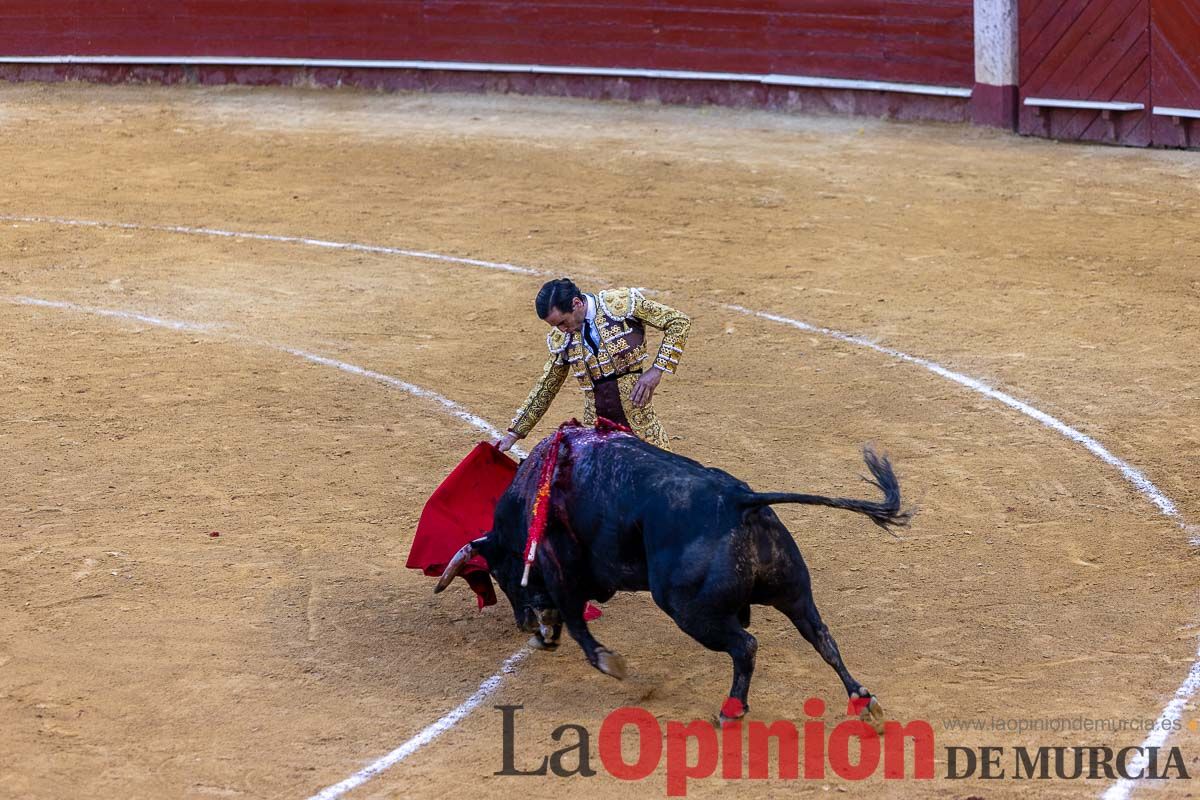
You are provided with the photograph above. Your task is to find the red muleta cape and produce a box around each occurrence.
[407,439,602,620]
[406,442,515,609]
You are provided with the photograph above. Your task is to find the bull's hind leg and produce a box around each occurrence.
[671,611,758,724]
[776,596,885,733]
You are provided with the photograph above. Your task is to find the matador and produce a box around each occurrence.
[495,278,691,452]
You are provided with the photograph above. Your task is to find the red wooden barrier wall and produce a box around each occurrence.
[1018,0,1200,146]
[1151,0,1200,147]
[1017,0,1151,146]
[0,1,975,88]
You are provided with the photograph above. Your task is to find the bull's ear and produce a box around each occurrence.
[434,543,477,594]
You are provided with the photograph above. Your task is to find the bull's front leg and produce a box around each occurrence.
[547,588,627,679]
[562,610,627,679]
[538,539,627,679]
[528,610,563,651]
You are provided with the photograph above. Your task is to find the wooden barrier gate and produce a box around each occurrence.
[1019,0,1200,146]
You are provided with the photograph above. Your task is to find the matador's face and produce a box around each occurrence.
[542,296,587,334]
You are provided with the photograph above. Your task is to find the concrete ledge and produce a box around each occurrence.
[0,61,972,123]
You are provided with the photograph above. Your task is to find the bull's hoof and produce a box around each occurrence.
[595,648,628,680]
[852,690,886,734]
[528,633,559,651]
[719,697,747,726]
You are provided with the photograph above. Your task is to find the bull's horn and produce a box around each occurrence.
[434,543,476,594]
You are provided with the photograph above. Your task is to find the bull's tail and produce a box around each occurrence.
[738,447,911,530]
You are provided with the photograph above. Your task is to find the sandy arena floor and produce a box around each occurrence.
[1,83,1199,799]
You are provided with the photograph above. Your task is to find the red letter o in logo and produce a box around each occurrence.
[828,720,881,781]
[599,706,663,780]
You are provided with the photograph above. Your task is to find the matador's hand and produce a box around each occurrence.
[631,368,663,408]
[495,431,522,453]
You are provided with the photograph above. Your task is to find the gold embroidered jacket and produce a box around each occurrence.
[508,288,690,437]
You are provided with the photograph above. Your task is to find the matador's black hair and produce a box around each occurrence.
[535,278,583,319]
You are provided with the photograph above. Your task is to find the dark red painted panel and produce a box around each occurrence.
[0,0,974,87]
[1018,0,1151,145]
[1151,0,1200,146]
[1018,0,1200,147]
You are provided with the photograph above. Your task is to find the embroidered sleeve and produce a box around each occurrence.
[509,351,569,438]
[630,289,691,374]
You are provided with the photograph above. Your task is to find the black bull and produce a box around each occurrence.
[435,424,909,725]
